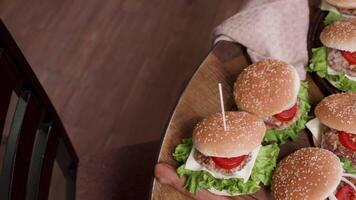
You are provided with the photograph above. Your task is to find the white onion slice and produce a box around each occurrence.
[328,193,337,200]
[341,177,356,191]
[330,173,356,199]
[343,173,356,180]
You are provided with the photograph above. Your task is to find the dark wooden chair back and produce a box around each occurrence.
[0,20,78,200]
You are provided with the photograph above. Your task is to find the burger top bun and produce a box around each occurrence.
[234,59,300,118]
[193,111,265,157]
[326,0,356,9]
[272,148,343,200]
[320,18,356,52]
[315,93,356,134]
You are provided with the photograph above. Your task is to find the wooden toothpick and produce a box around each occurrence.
[218,83,227,131]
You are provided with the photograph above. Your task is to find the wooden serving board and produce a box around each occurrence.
[150,41,325,200]
[151,1,328,199]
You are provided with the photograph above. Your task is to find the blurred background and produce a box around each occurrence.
[0,0,241,199]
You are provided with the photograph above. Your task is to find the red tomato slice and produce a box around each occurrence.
[212,155,247,170]
[338,132,356,151]
[342,51,356,65]
[274,103,298,122]
[336,185,356,200]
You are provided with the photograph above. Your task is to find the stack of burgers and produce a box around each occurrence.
[172,58,355,199]
[173,59,310,196]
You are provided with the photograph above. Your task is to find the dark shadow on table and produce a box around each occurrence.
[77,140,161,200]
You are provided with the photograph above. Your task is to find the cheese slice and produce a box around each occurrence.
[327,65,356,82]
[320,0,340,14]
[326,66,347,86]
[327,65,342,75]
[346,74,356,81]
[306,118,327,147]
[184,145,261,183]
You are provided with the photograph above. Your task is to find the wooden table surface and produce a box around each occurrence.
[0,0,243,157]
[0,0,243,199]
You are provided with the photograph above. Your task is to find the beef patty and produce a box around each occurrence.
[338,7,356,16]
[328,48,356,77]
[321,128,356,164]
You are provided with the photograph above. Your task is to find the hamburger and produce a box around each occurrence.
[234,59,310,144]
[321,0,356,25]
[306,93,356,170]
[309,18,356,92]
[272,148,355,200]
[173,111,279,196]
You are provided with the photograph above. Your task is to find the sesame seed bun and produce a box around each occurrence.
[315,93,356,134]
[320,18,356,52]
[326,0,356,9]
[192,111,265,157]
[272,148,343,200]
[234,59,300,118]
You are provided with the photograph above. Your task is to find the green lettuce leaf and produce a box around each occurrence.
[336,76,356,91]
[308,46,356,92]
[340,157,356,174]
[263,81,311,144]
[173,138,193,162]
[173,140,280,195]
[324,11,345,25]
[308,47,328,77]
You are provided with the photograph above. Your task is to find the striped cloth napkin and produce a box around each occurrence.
[214,0,310,79]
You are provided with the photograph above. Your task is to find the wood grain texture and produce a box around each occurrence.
[0,0,243,157]
[0,1,243,198]
[151,41,324,200]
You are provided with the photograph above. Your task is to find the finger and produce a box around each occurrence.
[154,162,185,187]
[154,163,233,200]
